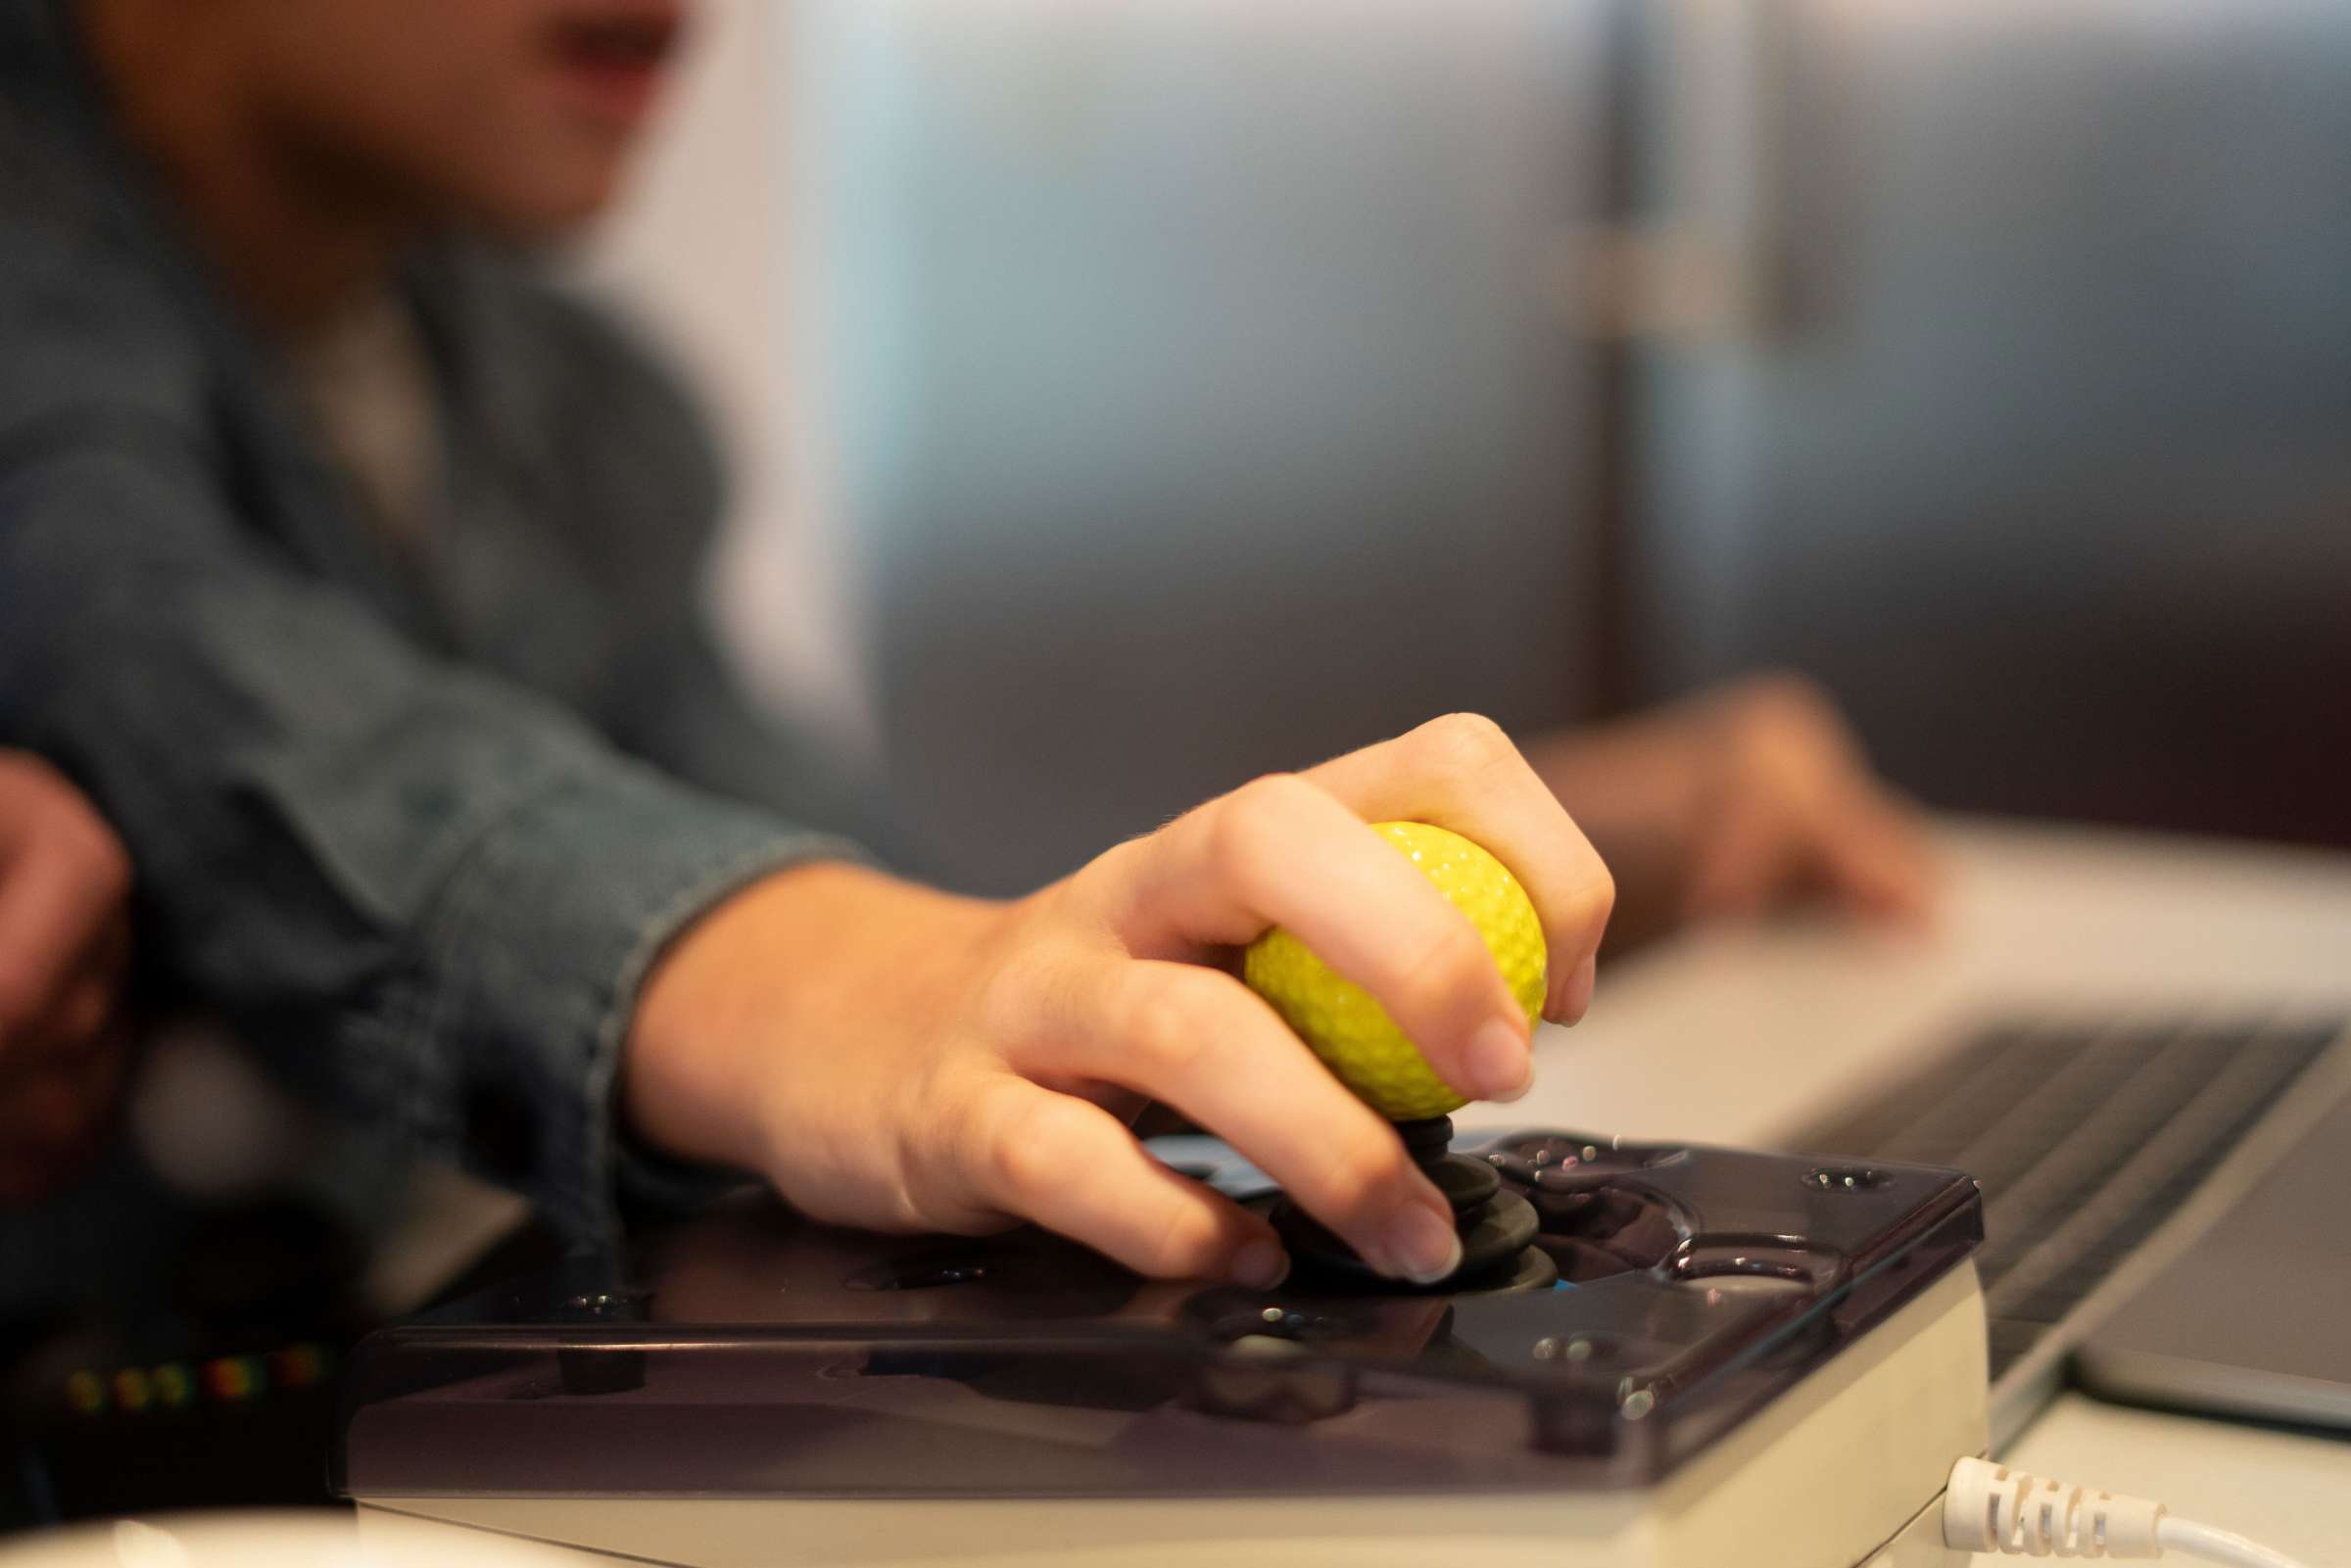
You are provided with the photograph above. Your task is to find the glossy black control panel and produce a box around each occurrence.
[334,1130,1980,1499]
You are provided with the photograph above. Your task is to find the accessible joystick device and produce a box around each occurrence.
[1269,1114,1557,1292]
[338,1127,1993,1568]
[337,1129,1993,1567]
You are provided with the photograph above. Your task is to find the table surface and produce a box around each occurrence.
[1991,1392,2351,1564]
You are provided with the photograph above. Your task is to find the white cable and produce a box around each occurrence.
[2158,1516,2311,1568]
[1944,1455,2314,1567]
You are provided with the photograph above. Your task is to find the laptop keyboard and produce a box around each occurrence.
[1797,1013,2345,1385]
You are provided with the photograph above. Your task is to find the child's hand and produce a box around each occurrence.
[1530,674,1936,950]
[626,714,1613,1288]
[0,752,135,1206]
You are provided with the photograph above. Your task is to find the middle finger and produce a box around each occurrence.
[1304,713,1615,1022]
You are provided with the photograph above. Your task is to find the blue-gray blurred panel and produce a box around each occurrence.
[792,0,1610,892]
[1632,0,2351,844]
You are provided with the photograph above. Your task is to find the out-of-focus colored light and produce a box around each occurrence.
[110,1367,150,1411]
[204,1355,262,1402]
[64,1369,105,1415]
[152,1362,195,1408]
[269,1344,326,1389]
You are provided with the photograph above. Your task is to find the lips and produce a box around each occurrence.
[545,0,688,129]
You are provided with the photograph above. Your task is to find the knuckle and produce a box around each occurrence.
[1580,865,1619,927]
[981,1090,1072,1205]
[1412,711,1516,782]
[1207,774,1308,883]
[1139,1203,1227,1279]
[1230,772,1314,820]
[1736,671,1837,736]
[1124,977,1218,1082]
[972,945,1058,1043]
[1303,1138,1409,1229]
[1069,832,1146,907]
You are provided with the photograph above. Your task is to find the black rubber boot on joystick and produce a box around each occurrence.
[1271,1117,1557,1293]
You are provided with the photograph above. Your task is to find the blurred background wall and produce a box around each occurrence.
[590,0,2351,894]
[1628,0,2351,852]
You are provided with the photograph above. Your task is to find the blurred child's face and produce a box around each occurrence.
[224,0,690,238]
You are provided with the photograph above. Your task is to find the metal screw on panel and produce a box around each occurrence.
[1533,1335,1601,1364]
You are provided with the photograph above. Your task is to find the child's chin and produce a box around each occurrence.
[466,162,631,244]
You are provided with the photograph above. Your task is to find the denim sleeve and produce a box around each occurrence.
[470,272,925,874]
[0,423,854,1243]
[596,602,930,877]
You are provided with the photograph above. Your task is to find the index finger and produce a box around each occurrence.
[1303,714,1614,1021]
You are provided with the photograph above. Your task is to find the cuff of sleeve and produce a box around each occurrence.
[409,758,865,1244]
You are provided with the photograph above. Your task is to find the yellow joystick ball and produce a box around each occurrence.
[1243,821,1547,1120]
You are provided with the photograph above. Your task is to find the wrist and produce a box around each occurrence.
[621,860,1001,1173]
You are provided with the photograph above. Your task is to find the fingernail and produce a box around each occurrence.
[1382,1205,1463,1285]
[1543,962,1573,1022]
[1465,1017,1532,1101]
[1229,1239,1290,1291]
[1559,954,1597,1024]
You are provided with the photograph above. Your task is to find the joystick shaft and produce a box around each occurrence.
[1271,1117,1556,1293]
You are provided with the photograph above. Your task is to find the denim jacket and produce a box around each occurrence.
[0,2,886,1260]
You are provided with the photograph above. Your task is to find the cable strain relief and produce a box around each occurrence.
[1944,1454,2168,1558]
